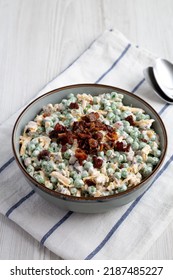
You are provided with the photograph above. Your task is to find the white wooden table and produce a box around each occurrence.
[0,0,173,259]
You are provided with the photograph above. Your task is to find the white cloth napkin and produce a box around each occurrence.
[0,29,173,260]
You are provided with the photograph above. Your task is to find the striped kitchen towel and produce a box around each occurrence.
[0,29,173,260]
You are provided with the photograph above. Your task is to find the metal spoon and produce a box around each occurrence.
[153,58,173,93]
[143,67,173,104]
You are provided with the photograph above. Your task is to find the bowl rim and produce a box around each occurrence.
[12,83,168,202]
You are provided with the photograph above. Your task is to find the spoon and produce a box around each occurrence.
[153,58,173,91]
[143,67,173,104]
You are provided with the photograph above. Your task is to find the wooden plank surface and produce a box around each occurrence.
[0,0,173,259]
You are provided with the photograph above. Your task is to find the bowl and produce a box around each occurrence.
[12,84,167,213]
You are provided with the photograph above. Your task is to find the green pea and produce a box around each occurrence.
[69,178,74,184]
[139,142,147,149]
[111,92,118,99]
[111,102,117,110]
[135,113,143,121]
[93,96,99,104]
[122,163,129,168]
[107,112,114,120]
[107,168,114,176]
[103,119,110,125]
[31,138,39,145]
[70,187,77,195]
[57,162,66,170]
[130,130,139,138]
[70,171,78,179]
[121,168,128,178]
[153,149,161,157]
[113,109,121,115]
[147,156,159,165]
[141,165,152,177]
[150,135,156,141]
[122,120,130,127]
[97,151,105,158]
[136,155,143,163]
[114,151,120,158]
[144,114,150,119]
[114,172,121,179]
[104,105,112,111]
[74,178,84,188]
[113,115,120,122]
[29,143,35,151]
[41,161,54,174]
[68,93,75,99]
[37,126,45,133]
[102,191,111,196]
[62,99,67,104]
[118,184,127,192]
[118,94,124,99]
[92,105,100,111]
[106,150,114,157]
[34,174,45,184]
[126,136,133,144]
[32,149,40,157]
[125,126,133,133]
[63,150,72,159]
[132,141,139,150]
[50,142,58,152]
[121,112,129,119]
[50,176,58,183]
[84,162,93,171]
[81,170,89,178]
[88,186,96,194]
[27,165,34,174]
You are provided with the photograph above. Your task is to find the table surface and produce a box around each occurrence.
[0,0,173,260]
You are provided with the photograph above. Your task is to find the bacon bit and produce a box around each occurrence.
[106,125,114,132]
[93,156,103,169]
[75,148,87,165]
[115,141,131,152]
[57,131,74,145]
[37,150,50,161]
[103,142,112,151]
[93,132,103,141]
[61,145,67,152]
[43,112,51,118]
[99,143,104,151]
[69,102,79,109]
[141,138,148,143]
[54,123,67,132]
[49,113,118,166]
[89,138,98,148]
[125,115,135,126]
[49,130,59,139]
[85,179,95,186]
[82,112,99,122]
[106,131,118,141]
[77,133,92,139]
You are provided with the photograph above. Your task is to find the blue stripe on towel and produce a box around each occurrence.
[5,190,35,218]
[0,157,15,173]
[40,211,73,245]
[85,154,173,260]
[159,104,169,115]
[95,43,131,83]
[131,78,145,93]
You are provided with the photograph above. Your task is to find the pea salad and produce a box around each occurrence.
[19,92,161,197]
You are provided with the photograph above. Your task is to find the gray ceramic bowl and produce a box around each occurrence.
[12,84,167,213]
